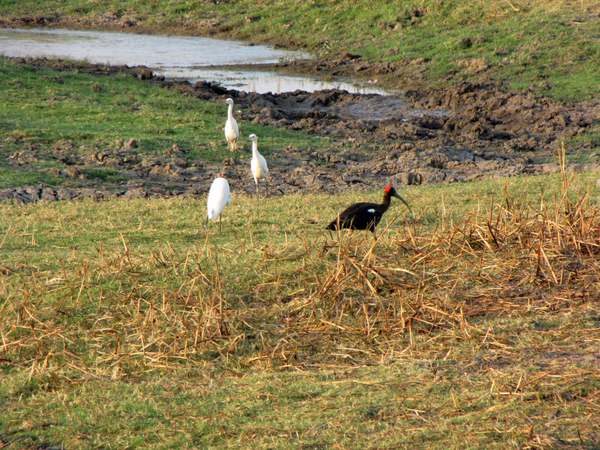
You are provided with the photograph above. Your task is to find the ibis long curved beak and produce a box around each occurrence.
[393,192,413,214]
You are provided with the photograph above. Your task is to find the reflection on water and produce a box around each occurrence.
[0,27,300,67]
[0,28,390,95]
[164,68,391,95]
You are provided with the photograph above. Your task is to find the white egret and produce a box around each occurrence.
[205,177,232,232]
[248,134,269,198]
[224,98,239,152]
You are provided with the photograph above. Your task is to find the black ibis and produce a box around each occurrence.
[326,186,411,233]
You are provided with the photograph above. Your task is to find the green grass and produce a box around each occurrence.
[0,59,239,156]
[1,171,600,448]
[0,57,327,190]
[1,1,599,101]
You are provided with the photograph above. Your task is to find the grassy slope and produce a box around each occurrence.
[1,1,599,101]
[0,58,324,189]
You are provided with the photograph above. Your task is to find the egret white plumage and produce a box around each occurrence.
[205,177,232,232]
[248,134,269,198]
[224,98,239,152]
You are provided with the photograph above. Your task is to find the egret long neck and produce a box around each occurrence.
[252,141,258,156]
[227,103,234,120]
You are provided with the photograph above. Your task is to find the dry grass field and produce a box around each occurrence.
[2,154,600,448]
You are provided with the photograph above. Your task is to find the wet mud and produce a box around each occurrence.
[1,50,600,204]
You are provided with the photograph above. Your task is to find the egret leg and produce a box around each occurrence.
[219,214,222,232]
[265,179,268,198]
[256,182,259,198]
[205,216,209,229]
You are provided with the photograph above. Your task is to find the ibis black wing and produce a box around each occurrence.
[327,202,383,231]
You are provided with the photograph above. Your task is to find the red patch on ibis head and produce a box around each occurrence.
[384,186,393,193]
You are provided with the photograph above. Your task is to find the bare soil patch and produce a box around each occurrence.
[2,50,600,203]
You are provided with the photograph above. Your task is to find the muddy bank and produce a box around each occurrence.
[2,57,600,204]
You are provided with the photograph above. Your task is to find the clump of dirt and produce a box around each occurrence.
[155,59,600,194]
[1,56,600,204]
